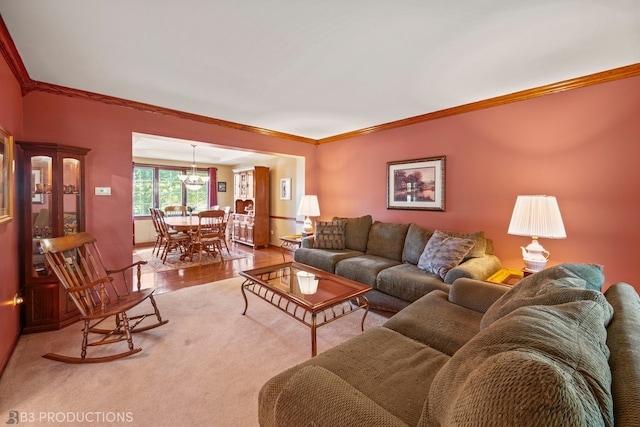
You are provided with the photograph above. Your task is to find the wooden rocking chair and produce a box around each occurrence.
[40,232,169,363]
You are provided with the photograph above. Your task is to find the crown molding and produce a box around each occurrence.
[2,16,637,145]
[318,63,640,144]
[25,80,318,144]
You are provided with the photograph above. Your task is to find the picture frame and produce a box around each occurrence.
[217,181,226,192]
[280,178,291,200]
[387,156,445,211]
[32,168,44,204]
[0,125,14,224]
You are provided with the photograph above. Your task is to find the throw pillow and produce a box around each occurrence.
[441,230,487,259]
[312,220,346,250]
[417,230,475,279]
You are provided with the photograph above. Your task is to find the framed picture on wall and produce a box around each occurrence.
[387,156,445,211]
[0,125,14,224]
[280,178,291,200]
[217,181,226,192]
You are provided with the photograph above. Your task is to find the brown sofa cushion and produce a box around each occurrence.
[273,366,408,427]
[605,283,640,426]
[313,219,346,249]
[417,230,474,279]
[333,215,372,252]
[425,297,614,426]
[402,223,434,265]
[481,263,605,329]
[366,221,410,262]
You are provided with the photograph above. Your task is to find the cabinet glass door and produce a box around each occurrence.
[31,155,53,278]
[62,158,80,235]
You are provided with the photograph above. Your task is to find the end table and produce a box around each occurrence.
[486,268,525,286]
[278,234,304,261]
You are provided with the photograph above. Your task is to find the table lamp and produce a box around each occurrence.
[297,195,320,236]
[507,195,566,272]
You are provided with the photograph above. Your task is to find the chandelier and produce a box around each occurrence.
[179,144,210,191]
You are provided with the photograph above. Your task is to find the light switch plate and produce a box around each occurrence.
[95,187,111,196]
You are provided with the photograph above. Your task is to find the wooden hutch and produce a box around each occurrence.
[232,166,269,248]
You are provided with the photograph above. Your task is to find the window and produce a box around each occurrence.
[133,164,211,217]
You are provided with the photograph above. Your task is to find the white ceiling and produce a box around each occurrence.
[1,0,638,147]
[132,133,278,165]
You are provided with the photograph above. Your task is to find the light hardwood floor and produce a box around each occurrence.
[135,240,294,295]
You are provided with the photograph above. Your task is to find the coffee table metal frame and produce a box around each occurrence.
[240,262,371,357]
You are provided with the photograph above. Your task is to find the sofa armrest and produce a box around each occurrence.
[444,254,501,284]
[300,235,315,248]
[271,366,408,427]
[448,278,509,313]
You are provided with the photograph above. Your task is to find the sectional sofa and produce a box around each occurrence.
[259,263,640,426]
[294,215,502,312]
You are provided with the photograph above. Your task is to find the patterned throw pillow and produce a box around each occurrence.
[417,230,475,279]
[313,220,346,249]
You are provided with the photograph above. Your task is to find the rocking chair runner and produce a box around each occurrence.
[40,232,168,363]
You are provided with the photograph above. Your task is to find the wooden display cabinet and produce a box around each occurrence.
[16,141,90,333]
[232,166,269,248]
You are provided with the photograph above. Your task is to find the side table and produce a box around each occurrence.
[485,268,525,286]
[278,234,303,261]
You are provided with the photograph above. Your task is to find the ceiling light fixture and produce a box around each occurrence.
[179,144,210,191]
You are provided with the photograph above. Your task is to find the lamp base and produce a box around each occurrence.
[302,217,314,236]
[520,237,551,272]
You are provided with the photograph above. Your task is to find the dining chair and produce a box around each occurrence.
[157,209,191,263]
[40,232,168,363]
[220,206,232,253]
[188,209,226,263]
[149,207,163,256]
[164,205,187,217]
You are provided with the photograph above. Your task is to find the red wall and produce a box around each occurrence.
[317,76,640,288]
[2,60,639,374]
[21,92,320,270]
[0,55,23,374]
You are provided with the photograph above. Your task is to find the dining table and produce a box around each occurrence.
[163,215,200,232]
[163,214,225,262]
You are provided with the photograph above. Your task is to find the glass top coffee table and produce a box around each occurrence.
[240,262,371,357]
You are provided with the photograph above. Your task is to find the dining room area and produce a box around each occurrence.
[149,205,232,264]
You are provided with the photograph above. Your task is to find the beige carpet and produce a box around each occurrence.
[0,277,388,426]
[133,246,247,272]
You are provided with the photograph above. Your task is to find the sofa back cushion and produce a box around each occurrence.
[481,263,605,329]
[365,221,410,261]
[604,283,640,426]
[402,223,434,265]
[333,215,372,252]
[424,296,614,426]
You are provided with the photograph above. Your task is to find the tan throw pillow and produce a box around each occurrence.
[417,230,474,279]
[312,220,346,249]
[441,230,486,259]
